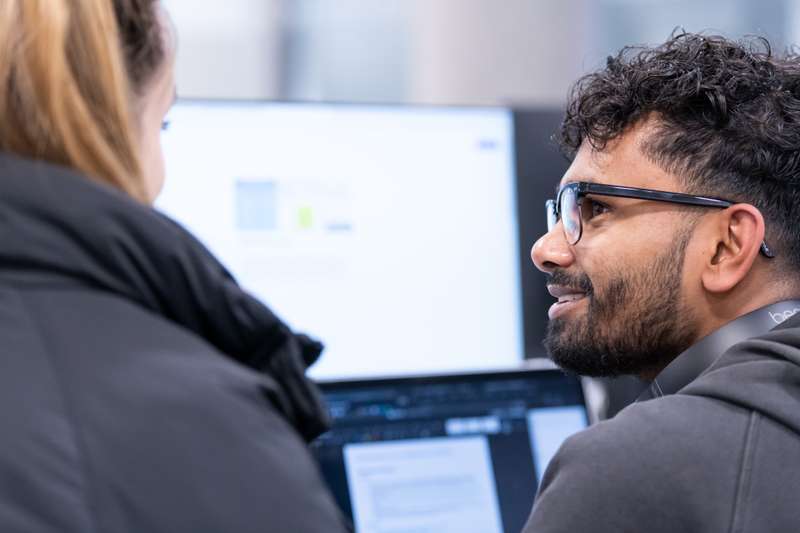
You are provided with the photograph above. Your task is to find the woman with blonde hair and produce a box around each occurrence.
[0,1,348,531]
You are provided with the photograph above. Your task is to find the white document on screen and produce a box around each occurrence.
[343,436,504,533]
[157,102,522,379]
[527,406,587,483]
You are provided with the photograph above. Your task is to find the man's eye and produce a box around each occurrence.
[584,199,609,220]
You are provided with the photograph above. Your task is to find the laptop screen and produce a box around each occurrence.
[312,366,588,533]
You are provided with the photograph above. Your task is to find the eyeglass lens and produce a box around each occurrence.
[546,199,557,232]
[560,186,581,244]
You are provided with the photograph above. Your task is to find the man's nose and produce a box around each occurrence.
[531,224,575,274]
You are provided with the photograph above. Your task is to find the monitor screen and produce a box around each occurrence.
[157,101,522,378]
[312,365,588,533]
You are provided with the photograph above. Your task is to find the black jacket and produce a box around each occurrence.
[0,153,349,532]
[523,312,800,532]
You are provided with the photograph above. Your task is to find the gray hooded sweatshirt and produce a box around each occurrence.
[523,310,800,532]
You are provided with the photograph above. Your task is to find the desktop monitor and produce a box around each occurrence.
[157,100,523,378]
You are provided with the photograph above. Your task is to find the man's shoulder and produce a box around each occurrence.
[568,393,751,464]
[523,395,753,533]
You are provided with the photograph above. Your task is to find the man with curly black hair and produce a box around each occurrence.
[525,31,800,532]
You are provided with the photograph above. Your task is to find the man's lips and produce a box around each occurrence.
[547,284,587,302]
[546,284,588,319]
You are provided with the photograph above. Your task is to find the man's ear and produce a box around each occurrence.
[701,204,766,294]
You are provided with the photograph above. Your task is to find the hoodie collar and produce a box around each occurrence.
[637,299,800,402]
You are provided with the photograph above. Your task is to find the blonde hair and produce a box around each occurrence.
[0,0,155,202]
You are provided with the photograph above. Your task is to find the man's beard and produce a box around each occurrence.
[543,234,698,378]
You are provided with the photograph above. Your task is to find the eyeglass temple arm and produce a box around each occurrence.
[582,185,775,258]
[582,184,732,209]
[546,192,774,258]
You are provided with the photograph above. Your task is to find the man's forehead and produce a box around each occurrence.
[556,124,671,191]
[557,143,612,190]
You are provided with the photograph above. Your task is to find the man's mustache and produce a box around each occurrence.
[547,270,594,295]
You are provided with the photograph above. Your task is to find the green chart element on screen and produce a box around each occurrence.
[298,206,313,230]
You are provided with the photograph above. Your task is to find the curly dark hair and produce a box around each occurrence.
[559,31,800,270]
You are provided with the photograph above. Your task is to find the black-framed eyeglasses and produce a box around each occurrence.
[545,181,775,258]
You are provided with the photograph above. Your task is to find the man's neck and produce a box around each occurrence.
[636,298,800,401]
[643,290,800,380]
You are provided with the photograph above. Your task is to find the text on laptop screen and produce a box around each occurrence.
[157,101,523,378]
[312,368,588,533]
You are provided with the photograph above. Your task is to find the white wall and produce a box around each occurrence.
[161,0,593,105]
[162,0,284,99]
[408,0,594,106]
[159,0,795,105]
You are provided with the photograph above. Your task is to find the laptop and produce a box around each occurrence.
[312,362,589,533]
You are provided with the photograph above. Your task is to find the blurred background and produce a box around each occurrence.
[158,0,800,417]
[162,0,798,105]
